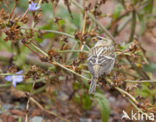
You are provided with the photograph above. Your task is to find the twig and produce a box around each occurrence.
[21,27,75,39]
[0,51,51,69]
[38,0,43,6]
[125,79,156,83]
[32,83,49,95]
[0,84,12,88]
[41,30,75,39]
[116,51,131,56]
[116,16,131,35]
[30,97,70,122]
[25,78,36,122]
[126,57,150,80]
[128,10,136,42]
[9,2,16,19]
[57,50,88,53]
[30,43,89,81]
[19,8,29,22]
[26,40,147,114]
[0,73,23,76]
[67,42,78,61]
[72,0,116,42]
[128,99,152,119]
[51,0,62,31]
[51,0,56,17]
[30,43,48,57]
[21,28,91,50]
[113,68,139,79]
[53,61,89,80]
[23,43,42,57]
[105,77,138,105]
[106,78,149,114]
[116,11,130,21]
[82,11,86,34]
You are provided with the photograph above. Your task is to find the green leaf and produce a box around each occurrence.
[82,78,89,87]
[82,94,92,110]
[95,93,110,122]
[43,33,54,39]
[16,83,33,92]
[144,63,156,72]
[41,2,52,14]
[58,19,65,27]
[136,84,151,97]
[113,4,123,20]
[144,0,153,14]
[137,14,146,36]
[74,93,81,103]
[39,20,54,30]
[18,117,22,122]
[73,81,81,90]
[58,6,80,29]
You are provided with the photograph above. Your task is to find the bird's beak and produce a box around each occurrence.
[92,37,98,42]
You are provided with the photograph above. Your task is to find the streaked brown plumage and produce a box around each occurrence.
[88,36,116,94]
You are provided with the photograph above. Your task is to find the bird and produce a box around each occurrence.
[88,36,116,94]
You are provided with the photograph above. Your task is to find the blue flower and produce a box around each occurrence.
[5,70,24,87]
[29,2,41,11]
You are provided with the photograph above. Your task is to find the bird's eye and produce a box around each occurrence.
[97,36,102,40]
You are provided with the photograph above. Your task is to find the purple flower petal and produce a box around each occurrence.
[15,76,24,83]
[5,76,12,82]
[12,80,17,87]
[29,2,41,11]
[16,70,23,74]
[4,70,24,87]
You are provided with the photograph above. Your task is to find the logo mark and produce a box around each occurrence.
[121,110,154,121]
[121,110,130,120]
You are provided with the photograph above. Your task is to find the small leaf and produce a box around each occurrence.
[137,14,146,36]
[95,93,110,122]
[144,1,153,14]
[73,81,81,90]
[16,83,33,92]
[58,19,65,27]
[144,63,156,72]
[82,94,92,110]
[113,4,123,20]
[74,94,81,103]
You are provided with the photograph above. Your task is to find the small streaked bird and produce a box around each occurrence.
[88,36,116,94]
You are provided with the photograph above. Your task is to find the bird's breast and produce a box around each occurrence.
[93,64,100,78]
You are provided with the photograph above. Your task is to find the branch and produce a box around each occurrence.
[30,43,89,81]
[128,10,136,42]
[30,97,69,122]
[25,41,148,114]
[25,78,36,122]
[72,0,116,42]
[105,78,138,104]
[57,50,88,53]
[0,51,51,69]
[41,30,75,39]
[125,79,156,83]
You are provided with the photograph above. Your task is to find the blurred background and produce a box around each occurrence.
[0,0,156,122]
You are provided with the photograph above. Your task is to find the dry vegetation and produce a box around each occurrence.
[0,0,156,122]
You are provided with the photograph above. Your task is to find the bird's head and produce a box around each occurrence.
[92,36,113,47]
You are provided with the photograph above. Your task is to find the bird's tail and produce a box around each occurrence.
[89,78,97,94]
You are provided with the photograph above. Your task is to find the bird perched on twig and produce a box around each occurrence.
[88,36,116,94]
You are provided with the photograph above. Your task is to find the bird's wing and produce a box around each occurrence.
[88,60,95,76]
[88,45,116,77]
[99,53,116,75]
[88,46,107,60]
